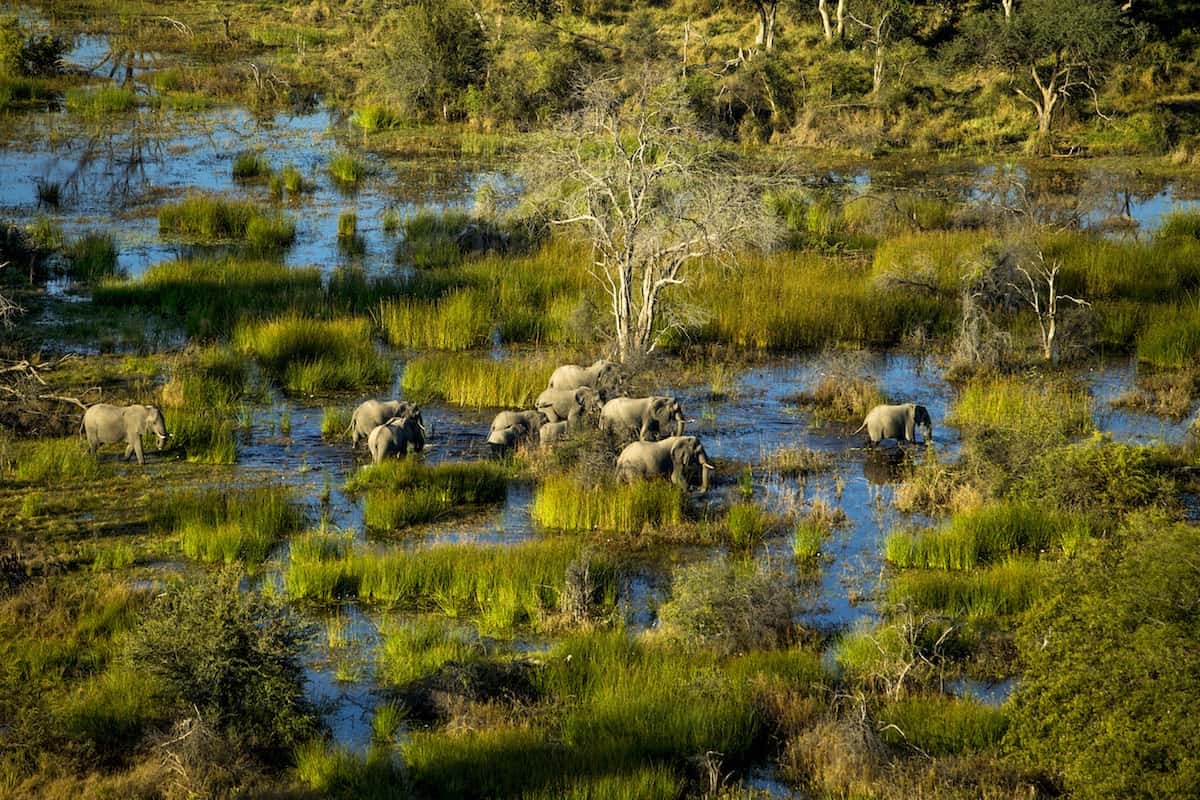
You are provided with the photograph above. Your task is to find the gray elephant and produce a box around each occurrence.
[548,359,620,396]
[600,396,686,442]
[367,414,425,464]
[81,403,170,465]
[350,399,425,448]
[853,403,933,445]
[535,386,602,424]
[539,420,571,446]
[487,409,546,452]
[616,435,715,493]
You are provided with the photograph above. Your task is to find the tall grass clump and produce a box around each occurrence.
[321,406,352,440]
[884,502,1092,570]
[164,406,238,464]
[725,501,778,549]
[878,695,1008,756]
[232,150,271,180]
[378,618,484,687]
[287,539,617,634]
[1045,232,1200,302]
[789,372,888,422]
[949,375,1092,449]
[532,476,685,535]
[401,352,554,408]
[12,437,107,483]
[337,210,357,239]
[1157,209,1200,240]
[65,231,119,281]
[94,258,325,337]
[888,561,1049,619]
[294,740,402,798]
[344,459,508,504]
[64,85,137,114]
[234,315,390,395]
[157,486,304,568]
[1136,302,1200,369]
[398,209,474,268]
[363,488,461,530]
[158,194,295,252]
[329,152,367,189]
[351,103,402,133]
[375,290,493,350]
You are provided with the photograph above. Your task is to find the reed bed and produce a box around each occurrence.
[949,375,1092,446]
[789,373,888,422]
[878,695,1008,756]
[337,210,358,239]
[234,315,390,395]
[872,229,994,292]
[94,258,325,337]
[65,231,119,281]
[377,618,484,687]
[64,85,137,114]
[375,290,493,350]
[764,447,834,477]
[344,460,508,503]
[1157,209,1200,240]
[884,503,1092,570]
[1136,302,1200,368]
[887,560,1049,619]
[11,437,108,483]
[401,353,555,408]
[157,486,304,567]
[1045,232,1200,302]
[158,194,296,251]
[286,539,617,634]
[532,476,685,535]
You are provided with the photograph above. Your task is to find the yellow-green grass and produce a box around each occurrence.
[789,373,888,422]
[690,251,955,351]
[285,538,617,634]
[532,476,685,535]
[158,486,304,568]
[329,151,367,188]
[337,210,357,239]
[293,740,402,798]
[90,541,135,571]
[234,315,390,395]
[57,665,168,756]
[375,289,493,350]
[158,194,296,252]
[884,502,1093,570]
[878,695,1008,756]
[1158,209,1200,240]
[948,375,1092,446]
[363,488,464,530]
[377,618,484,687]
[64,85,137,114]
[163,407,238,464]
[321,405,352,439]
[1014,434,1176,515]
[887,560,1049,619]
[401,352,555,408]
[94,258,325,337]
[792,518,829,561]
[398,208,473,268]
[725,501,779,550]
[0,75,56,109]
[65,231,119,281]
[764,447,834,477]
[1044,232,1200,302]
[232,151,271,180]
[872,229,995,292]
[1136,303,1200,368]
[10,437,109,484]
[344,460,508,503]
[352,103,403,133]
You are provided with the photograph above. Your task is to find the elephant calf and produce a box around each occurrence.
[81,403,170,465]
[367,414,425,464]
[535,386,601,425]
[600,396,687,443]
[853,403,933,445]
[539,420,571,446]
[616,435,715,493]
[487,409,546,452]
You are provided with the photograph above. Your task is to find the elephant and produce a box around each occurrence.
[350,399,425,448]
[616,435,715,493]
[81,403,170,465]
[853,403,933,445]
[534,386,602,424]
[367,414,425,464]
[600,396,686,442]
[548,359,621,397]
[487,409,546,452]
[539,420,571,446]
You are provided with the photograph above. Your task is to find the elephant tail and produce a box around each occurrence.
[851,420,867,436]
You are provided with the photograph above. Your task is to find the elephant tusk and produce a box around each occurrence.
[702,462,715,469]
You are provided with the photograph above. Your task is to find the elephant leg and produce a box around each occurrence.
[133,438,145,465]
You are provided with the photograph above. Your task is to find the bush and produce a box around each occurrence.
[1014,434,1175,515]
[655,559,796,656]
[126,567,320,755]
[1005,519,1200,799]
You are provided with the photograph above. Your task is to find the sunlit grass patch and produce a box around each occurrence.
[158,193,295,252]
[949,374,1092,448]
[378,618,484,687]
[94,257,325,337]
[65,231,119,281]
[401,352,555,408]
[375,289,493,350]
[1045,232,1200,302]
[878,695,1007,756]
[234,314,390,395]
[764,447,834,477]
[1136,302,1200,369]
[788,372,888,422]
[884,502,1092,570]
[398,208,473,268]
[10,437,108,484]
[158,486,304,567]
[887,561,1049,619]
[321,405,352,439]
[344,460,508,503]
[725,501,780,550]
[58,665,167,755]
[329,151,368,189]
[163,407,238,464]
[294,740,402,798]
[532,476,685,535]
[1158,209,1200,240]
[352,103,402,133]
[232,150,271,181]
[64,85,137,114]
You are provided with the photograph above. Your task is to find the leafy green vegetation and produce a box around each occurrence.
[401,352,555,408]
[234,315,390,395]
[532,476,685,535]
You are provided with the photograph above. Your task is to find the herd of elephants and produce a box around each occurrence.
[78,358,936,494]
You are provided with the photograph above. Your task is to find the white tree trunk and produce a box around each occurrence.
[1001,0,1015,21]
[818,0,833,41]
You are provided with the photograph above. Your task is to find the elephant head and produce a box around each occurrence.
[389,412,425,452]
[670,435,715,493]
[405,405,427,437]
[909,404,933,443]
[590,360,621,397]
[140,405,170,450]
[575,387,603,418]
[644,397,686,440]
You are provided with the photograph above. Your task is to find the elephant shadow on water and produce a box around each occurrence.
[861,446,909,486]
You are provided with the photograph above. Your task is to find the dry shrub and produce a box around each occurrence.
[894,453,985,515]
[1111,369,1197,420]
[791,371,888,423]
[154,716,260,800]
[780,717,886,797]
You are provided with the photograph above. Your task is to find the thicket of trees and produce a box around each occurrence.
[348,0,1200,155]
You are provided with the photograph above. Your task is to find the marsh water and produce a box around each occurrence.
[5,30,1200,762]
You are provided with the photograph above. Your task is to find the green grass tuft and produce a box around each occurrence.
[64,85,137,114]
[532,476,685,535]
[158,486,305,568]
[158,194,295,252]
[878,695,1008,756]
[401,352,555,408]
[234,315,391,395]
[11,437,108,484]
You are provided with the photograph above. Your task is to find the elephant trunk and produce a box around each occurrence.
[699,456,714,493]
[675,415,684,437]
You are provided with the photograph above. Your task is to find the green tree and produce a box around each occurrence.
[1005,518,1200,799]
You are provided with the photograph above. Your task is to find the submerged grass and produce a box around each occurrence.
[234,315,390,395]
[286,538,617,634]
[532,476,685,535]
[401,353,555,408]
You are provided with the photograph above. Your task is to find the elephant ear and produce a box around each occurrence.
[670,437,691,464]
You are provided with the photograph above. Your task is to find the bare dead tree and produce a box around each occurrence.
[1009,251,1090,362]
[849,2,901,97]
[0,263,21,327]
[1001,0,1015,21]
[524,69,780,363]
[818,0,847,42]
